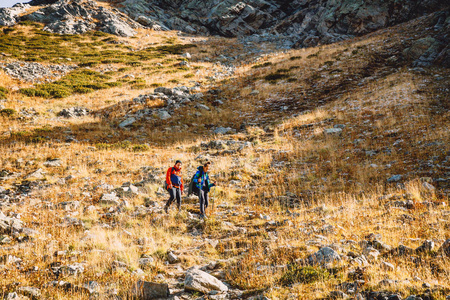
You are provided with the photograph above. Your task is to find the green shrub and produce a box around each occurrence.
[252,62,272,69]
[132,144,149,152]
[0,86,8,98]
[0,108,16,117]
[264,73,290,82]
[307,52,319,59]
[20,88,50,98]
[280,265,330,286]
[184,73,194,78]
[126,61,142,67]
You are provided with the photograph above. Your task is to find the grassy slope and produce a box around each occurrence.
[0,10,448,300]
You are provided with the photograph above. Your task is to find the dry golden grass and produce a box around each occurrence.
[0,10,449,300]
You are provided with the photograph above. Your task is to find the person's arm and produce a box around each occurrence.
[180,176,184,192]
[166,168,173,188]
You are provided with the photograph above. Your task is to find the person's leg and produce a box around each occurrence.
[204,192,209,213]
[199,190,205,215]
[175,188,182,211]
[165,188,175,212]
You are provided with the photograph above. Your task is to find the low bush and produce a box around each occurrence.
[280,265,330,286]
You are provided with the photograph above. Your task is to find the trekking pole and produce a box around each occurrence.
[211,185,215,214]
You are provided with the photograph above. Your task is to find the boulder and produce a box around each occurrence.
[17,286,41,300]
[119,117,136,128]
[184,267,228,294]
[22,0,139,37]
[132,280,169,299]
[307,247,341,267]
[99,193,120,206]
[439,239,450,257]
[0,4,30,26]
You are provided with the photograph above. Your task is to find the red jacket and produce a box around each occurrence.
[166,166,183,191]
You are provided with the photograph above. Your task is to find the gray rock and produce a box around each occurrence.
[58,107,90,118]
[154,87,173,96]
[22,0,139,37]
[43,159,62,167]
[0,60,77,83]
[156,110,171,120]
[196,104,211,111]
[0,4,30,26]
[99,193,120,206]
[25,168,46,180]
[17,286,41,299]
[329,291,349,299]
[213,127,233,135]
[138,257,154,268]
[381,261,395,272]
[132,280,169,299]
[307,247,341,267]
[415,240,434,253]
[439,239,450,256]
[167,251,180,264]
[324,128,343,135]
[119,117,136,128]
[185,267,228,294]
[387,175,402,183]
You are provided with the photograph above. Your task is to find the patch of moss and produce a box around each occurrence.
[20,69,120,98]
[280,265,330,286]
[0,108,16,117]
[252,62,273,69]
[0,86,8,98]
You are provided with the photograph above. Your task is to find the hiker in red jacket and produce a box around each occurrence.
[164,160,184,213]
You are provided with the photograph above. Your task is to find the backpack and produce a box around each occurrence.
[188,167,203,196]
[163,167,173,190]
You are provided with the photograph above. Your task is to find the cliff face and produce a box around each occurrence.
[114,0,448,47]
[1,0,448,49]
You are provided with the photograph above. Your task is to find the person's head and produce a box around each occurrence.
[174,160,182,169]
[203,161,211,172]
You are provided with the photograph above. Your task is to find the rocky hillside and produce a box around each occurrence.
[0,1,449,300]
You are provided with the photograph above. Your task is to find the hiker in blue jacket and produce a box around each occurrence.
[192,161,216,219]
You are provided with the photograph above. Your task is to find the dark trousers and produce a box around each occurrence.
[166,187,181,208]
[199,190,209,214]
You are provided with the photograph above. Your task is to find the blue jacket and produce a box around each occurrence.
[193,166,214,192]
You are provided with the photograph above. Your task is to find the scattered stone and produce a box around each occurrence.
[25,168,46,180]
[415,240,434,253]
[156,110,171,120]
[184,267,228,294]
[387,175,402,183]
[439,239,450,256]
[381,261,395,272]
[168,251,180,264]
[213,127,234,135]
[58,107,90,118]
[0,60,76,83]
[138,257,154,269]
[43,159,62,167]
[132,280,170,299]
[99,193,120,206]
[307,247,341,267]
[324,128,343,135]
[17,287,41,299]
[119,117,136,128]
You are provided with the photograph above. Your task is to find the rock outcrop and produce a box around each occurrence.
[0,3,30,26]
[20,0,141,36]
[113,0,448,48]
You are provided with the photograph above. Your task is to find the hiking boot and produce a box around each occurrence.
[164,205,169,213]
[177,205,181,213]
